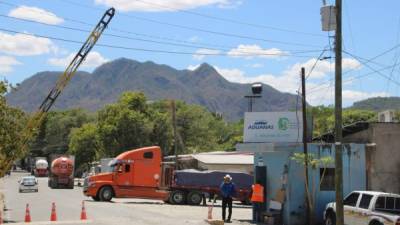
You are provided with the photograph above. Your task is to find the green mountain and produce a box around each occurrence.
[351,97,400,111]
[6,58,299,121]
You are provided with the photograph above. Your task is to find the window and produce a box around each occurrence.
[387,197,395,209]
[375,197,385,209]
[375,196,400,214]
[143,151,153,159]
[396,198,400,210]
[359,194,373,209]
[320,168,335,191]
[344,193,360,207]
[125,164,130,172]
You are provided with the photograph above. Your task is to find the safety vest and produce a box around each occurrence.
[251,184,265,203]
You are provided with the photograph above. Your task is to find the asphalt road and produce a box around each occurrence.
[2,172,252,225]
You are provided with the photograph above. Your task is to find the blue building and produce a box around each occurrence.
[237,142,366,224]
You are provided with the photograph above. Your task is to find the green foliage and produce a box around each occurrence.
[30,109,94,156]
[68,123,99,170]
[66,91,243,169]
[311,105,377,137]
[291,153,334,169]
[0,81,27,176]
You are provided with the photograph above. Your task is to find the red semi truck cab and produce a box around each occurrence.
[83,146,170,201]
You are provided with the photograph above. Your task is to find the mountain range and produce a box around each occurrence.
[6,58,300,121]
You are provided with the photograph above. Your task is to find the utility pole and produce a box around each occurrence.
[171,100,178,169]
[334,0,344,224]
[301,67,311,225]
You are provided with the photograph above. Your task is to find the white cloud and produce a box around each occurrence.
[48,51,109,68]
[246,63,264,68]
[192,48,221,60]
[187,64,200,70]
[342,90,389,102]
[94,0,241,12]
[227,45,288,59]
[8,5,64,25]
[212,57,371,106]
[0,32,57,56]
[188,36,201,43]
[0,56,21,73]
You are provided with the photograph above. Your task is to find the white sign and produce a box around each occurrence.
[243,112,303,143]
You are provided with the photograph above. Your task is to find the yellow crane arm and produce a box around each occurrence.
[5,8,115,173]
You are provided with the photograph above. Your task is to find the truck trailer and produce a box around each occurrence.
[33,157,48,177]
[83,146,253,204]
[48,155,75,189]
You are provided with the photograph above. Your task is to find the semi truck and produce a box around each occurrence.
[48,155,75,189]
[83,146,253,204]
[33,157,48,177]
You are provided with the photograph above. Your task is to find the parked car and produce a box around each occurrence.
[19,176,38,193]
[324,190,400,225]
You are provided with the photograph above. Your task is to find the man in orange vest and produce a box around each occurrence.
[251,183,265,222]
[251,183,265,203]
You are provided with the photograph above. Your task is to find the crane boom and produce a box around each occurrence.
[4,8,115,174]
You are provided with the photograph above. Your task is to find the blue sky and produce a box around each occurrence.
[1,0,400,106]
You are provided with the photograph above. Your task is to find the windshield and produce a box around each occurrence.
[23,177,35,183]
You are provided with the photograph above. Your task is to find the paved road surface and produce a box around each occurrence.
[2,172,252,225]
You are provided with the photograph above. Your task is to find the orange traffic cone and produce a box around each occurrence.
[207,204,213,220]
[24,204,31,223]
[80,201,87,220]
[50,202,57,221]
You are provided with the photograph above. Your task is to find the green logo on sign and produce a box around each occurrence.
[278,117,289,130]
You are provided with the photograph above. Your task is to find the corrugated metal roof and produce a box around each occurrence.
[192,154,253,165]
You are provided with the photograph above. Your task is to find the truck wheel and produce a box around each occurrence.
[187,191,202,205]
[369,221,383,225]
[325,212,336,225]
[99,186,113,202]
[170,190,186,205]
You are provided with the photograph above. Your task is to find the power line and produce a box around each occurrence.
[305,49,328,80]
[0,14,325,57]
[308,59,400,94]
[344,50,400,87]
[308,43,400,92]
[54,0,323,48]
[0,1,323,53]
[0,27,318,58]
[130,0,325,37]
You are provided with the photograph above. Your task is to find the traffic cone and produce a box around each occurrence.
[80,201,87,220]
[50,202,57,221]
[24,204,31,223]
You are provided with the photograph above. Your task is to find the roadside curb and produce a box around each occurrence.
[7,219,93,224]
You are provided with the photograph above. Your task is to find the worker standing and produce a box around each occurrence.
[220,174,236,223]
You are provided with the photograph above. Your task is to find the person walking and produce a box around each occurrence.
[220,174,236,223]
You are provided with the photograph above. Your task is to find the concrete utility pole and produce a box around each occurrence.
[334,0,344,224]
[301,67,311,225]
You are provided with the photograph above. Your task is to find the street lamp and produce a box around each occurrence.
[245,83,263,112]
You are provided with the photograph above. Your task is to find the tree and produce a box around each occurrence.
[0,81,26,176]
[97,93,152,157]
[29,109,93,157]
[68,123,100,172]
[291,153,334,225]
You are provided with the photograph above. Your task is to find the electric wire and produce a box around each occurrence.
[52,0,323,48]
[129,0,325,37]
[0,1,325,54]
[0,27,318,58]
[0,14,326,57]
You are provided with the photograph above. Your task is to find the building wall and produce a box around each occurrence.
[197,162,253,174]
[344,123,400,193]
[252,143,366,225]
